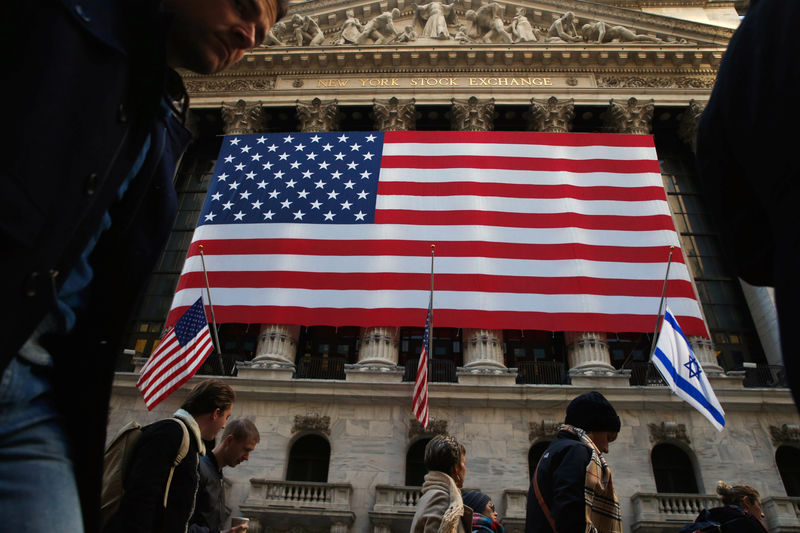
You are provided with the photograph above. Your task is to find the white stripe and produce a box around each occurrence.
[139,329,210,391]
[170,288,703,318]
[375,195,672,217]
[142,336,213,405]
[378,168,664,188]
[179,254,693,282]
[191,223,681,248]
[382,142,658,160]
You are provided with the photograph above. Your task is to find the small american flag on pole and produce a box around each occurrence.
[413,305,431,429]
[137,297,215,410]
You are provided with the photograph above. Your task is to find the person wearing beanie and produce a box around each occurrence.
[525,391,623,533]
[462,491,503,533]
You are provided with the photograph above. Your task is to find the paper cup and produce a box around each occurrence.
[231,517,250,528]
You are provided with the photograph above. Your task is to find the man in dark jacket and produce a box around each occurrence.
[2,1,286,531]
[695,0,800,410]
[105,379,235,533]
[189,418,260,533]
[526,391,622,533]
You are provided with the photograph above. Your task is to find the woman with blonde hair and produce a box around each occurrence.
[683,481,767,533]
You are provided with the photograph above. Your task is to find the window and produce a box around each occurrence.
[286,434,331,483]
[529,441,551,482]
[776,445,800,496]
[406,438,431,486]
[651,443,699,493]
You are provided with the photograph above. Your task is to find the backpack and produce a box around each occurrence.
[100,418,191,529]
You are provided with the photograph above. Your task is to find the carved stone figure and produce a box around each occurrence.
[264,20,291,46]
[296,98,340,132]
[356,8,401,44]
[373,97,417,131]
[510,7,537,42]
[453,24,472,43]
[290,14,325,47]
[546,11,581,42]
[413,0,457,39]
[580,21,663,43]
[335,10,364,45]
[392,25,418,43]
[466,3,512,44]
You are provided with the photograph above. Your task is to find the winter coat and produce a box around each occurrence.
[411,471,474,533]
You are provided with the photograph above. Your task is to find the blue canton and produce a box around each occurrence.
[199,132,384,226]
[174,299,209,345]
[683,355,703,379]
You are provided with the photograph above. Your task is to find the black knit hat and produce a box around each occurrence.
[565,391,621,432]
[462,490,491,514]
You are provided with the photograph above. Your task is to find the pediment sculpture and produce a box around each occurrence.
[580,20,663,43]
[413,0,459,39]
[465,3,512,44]
[356,8,401,44]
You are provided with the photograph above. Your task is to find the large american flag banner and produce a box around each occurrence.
[139,297,214,410]
[168,131,707,337]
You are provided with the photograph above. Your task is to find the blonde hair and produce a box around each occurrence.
[716,481,760,506]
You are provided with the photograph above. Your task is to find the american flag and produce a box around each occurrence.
[167,131,707,337]
[413,305,431,429]
[138,297,215,410]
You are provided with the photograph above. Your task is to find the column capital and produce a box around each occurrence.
[528,96,575,133]
[373,97,417,131]
[678,100,705,154]
[450,96,495,132]
[604,97,654,135]
[221,99,265,135]
[565,331,615,373]
[296,97,340,132]
[462,328,506,369]
[356,326,400,366]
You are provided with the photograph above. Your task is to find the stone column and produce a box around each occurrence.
[604,97,654,136]
[450,96,495,131]
[373,97,417,131]
[296,97,340,132]
[449,96,511,382]
[220,99,265,135]
[565,332,614,373]
[462,329,505,369]
[528,97,575,133]
[253,324,300,365]
[357,327,400,366]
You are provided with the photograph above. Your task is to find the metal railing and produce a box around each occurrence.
[403,359,458,383]
[295,357,347,380]
[515,360,568,384]
[629,362,667,386]
[742,364,788,388]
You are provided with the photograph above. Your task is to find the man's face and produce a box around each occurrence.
[204,404,233,440]
[164,0,280,74]
[224,436,259,468]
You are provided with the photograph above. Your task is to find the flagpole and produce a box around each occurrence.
[647,245,675,358]
[198,245,226,374]
[428,244,435,342]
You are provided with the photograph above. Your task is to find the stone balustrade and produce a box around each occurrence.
[631,493,721,533]
[763,497,800,533]
[502,489,528,533]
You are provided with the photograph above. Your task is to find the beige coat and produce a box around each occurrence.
[410,471,473,533]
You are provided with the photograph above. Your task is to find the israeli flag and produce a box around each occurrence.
[652,307,726,431]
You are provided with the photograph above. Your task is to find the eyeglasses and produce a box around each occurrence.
[488,503,496,512]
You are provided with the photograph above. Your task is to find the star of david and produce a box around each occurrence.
[684,355,703,379]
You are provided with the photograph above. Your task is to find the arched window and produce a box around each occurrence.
[651,443,699,493]
[286,434,330,483]
[529,441,551,482]
[776,445,800,496]
[406,438,431,486]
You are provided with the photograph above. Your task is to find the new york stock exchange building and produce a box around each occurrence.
[107,0,800,532]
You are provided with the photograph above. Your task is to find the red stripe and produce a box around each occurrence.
[384,130,656,147]
[175,272,696,299]
[141,336,214,409]
[141,332,212,394]
[380,155,661,174]
[377,182,668,202]
[166,306,708,338]
[375,210,675,230]
[188,240,686,264]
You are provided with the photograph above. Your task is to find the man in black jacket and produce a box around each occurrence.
[189,418,261,533]
[105,379,236,533]
[2,0,285,531]
[526,392,623,533]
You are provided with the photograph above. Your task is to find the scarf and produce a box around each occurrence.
[472,512,504,533]
[560,424,622,533]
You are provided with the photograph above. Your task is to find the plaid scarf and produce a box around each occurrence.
[472,512,504,533]
[560,424,623,533]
